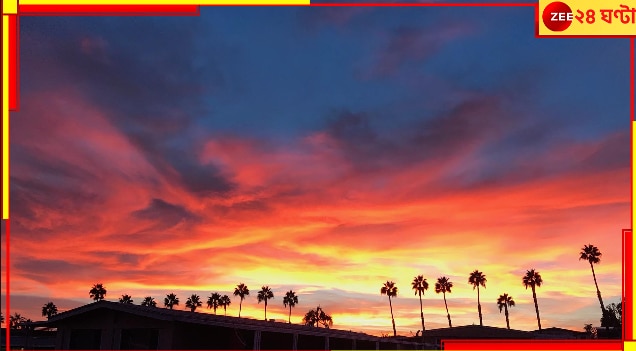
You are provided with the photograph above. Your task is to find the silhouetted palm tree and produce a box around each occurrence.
[283,290,299,323]
[522,269,543,331]
[468,270,487,326]
[412,275,429,333]
[9,313,25,330]
[580,244,606,317]
[220,295,231,316]
[119,295,133,304]
[497,294,515,329]
[257,286,274,320]
[234,283,250,317]
[381,281,398,337]
[89,283,107,301]
[186,294,202,312]
[164,293,179,309]
[435,276,453,328]
[207,293,221,314]
[41,302,58,319]
[141,296,157,307]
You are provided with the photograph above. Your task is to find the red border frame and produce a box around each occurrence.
[1,4,633,351]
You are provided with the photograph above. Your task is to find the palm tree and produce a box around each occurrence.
[522,269,543,331]
[89,283,107,301]
[41,302,58,319]
[283,290,299,323]
[141,296,157,307]
[119,295,134,304]
[164,293,179,309]
[257,286,274,320]
[207,293,221,314]
[234,283,250,317]
[220,295,231,316]
[435,276,454,328]
[412,275,429,333]
[468,270,487,326]
[580,244,606,317]
[186,294,202,312]
[497,294,515,329]
[380,281,398,337]
[9,313,25,330]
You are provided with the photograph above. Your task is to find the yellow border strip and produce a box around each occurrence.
[2,0,18,15]
[2,15,8,220]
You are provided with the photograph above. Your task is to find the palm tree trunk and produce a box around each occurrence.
[477,286,483,326]
[590,263,606,312]
[590,263,609,333]
[532,286,542,331]
[265,300,268,320]
[239,298,243,317]
[443,292,452,328]
[504,305,510,329]
[389,296,397,337]
[418,291,425,332]
[289,305,292,324]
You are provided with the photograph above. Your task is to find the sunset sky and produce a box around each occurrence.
[0,5,630,336]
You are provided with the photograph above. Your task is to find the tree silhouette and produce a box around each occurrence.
[9,313,25,330]
[435,276,454,328]
[303,309,318,327]
[580,244,606,320]
[412,275,429,333]
[380,281,398,337]
[584,323,595,338]
[141,296,157,307]
[283,290,299,323]
[207,293,221,314]
[522,269,543,331]
[317,306,333,328]
[602,301,622,329]
[89,283,107,302]
[220,295,232,316]
[186,294,202,312]
[303,306,332,328]
[497,294,515,330]
[119,295,134,304]
[41,302,58,319]
[164,293,179,309]
[257,286,274,320]
[468,270,487,326]
[234,283,250,318]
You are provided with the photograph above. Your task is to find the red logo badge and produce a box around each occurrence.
[542,2,573,31]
